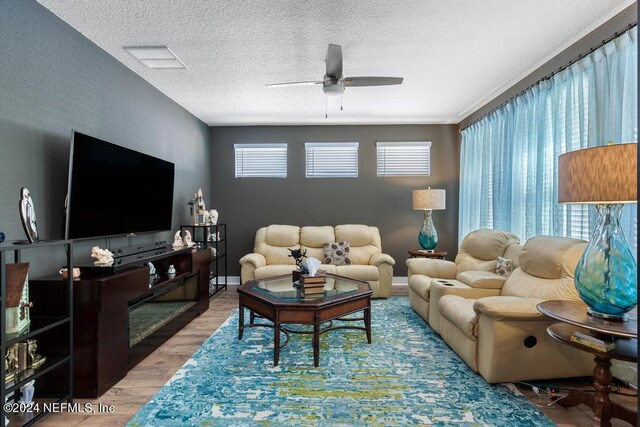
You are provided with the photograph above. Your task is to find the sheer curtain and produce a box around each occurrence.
[460,26,637,253]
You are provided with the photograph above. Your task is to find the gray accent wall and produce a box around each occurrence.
[0,0,210,274]
[210,125,459,277]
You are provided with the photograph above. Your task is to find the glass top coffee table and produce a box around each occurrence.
[237,273,373,366]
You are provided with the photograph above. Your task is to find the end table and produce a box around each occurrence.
[408,249,447,260]
[537,300,637,426]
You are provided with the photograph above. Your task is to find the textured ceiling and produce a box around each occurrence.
[37,0,633,126]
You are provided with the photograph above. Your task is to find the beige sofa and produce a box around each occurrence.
[437,235,593,383]
[240,224,395,298]
[406,229,521,334]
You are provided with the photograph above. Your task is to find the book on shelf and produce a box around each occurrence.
[570,331,615,352]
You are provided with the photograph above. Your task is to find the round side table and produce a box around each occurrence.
[537,300,637,426]
[407,249,447,260]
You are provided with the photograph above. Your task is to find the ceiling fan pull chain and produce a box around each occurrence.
[325,97,328,119]
[341,92,343,111]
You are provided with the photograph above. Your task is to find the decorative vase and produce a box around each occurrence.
[574,204,637,320]
[418,210,438,251]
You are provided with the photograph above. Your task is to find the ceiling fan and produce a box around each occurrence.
[266,44,403,116]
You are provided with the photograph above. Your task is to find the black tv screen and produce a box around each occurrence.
[66,131,175,239]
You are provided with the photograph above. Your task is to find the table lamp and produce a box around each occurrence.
[412,188,446,251]
[558,142,637,321]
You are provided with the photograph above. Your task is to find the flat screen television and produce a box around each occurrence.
[65,131,175,240]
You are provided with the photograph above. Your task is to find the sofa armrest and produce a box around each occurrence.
[370,253,395,267]
[456,271,507,290]
[473,296,546,320]
[239,253,266,268]
[406,258,456,279]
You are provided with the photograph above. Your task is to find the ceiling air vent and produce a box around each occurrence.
[124,46,186,69]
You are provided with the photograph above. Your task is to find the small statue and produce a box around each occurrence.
[209,209,219,225]
[172,231,184,250]
[91,246,114,266]
[288,248,308,274]
[183,230,194,248]
[18,380,35,404]
[5,345,18,383]
[167,265,176,278]
[26,339,45,370]
[147,262,156,275]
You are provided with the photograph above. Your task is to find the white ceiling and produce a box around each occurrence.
[38,0,633,126]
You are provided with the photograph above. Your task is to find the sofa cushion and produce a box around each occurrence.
[336,265,379,281]
[518,235,585,279]
[255,264,337,280]
[255,225,301,265]
[439,295,479,339]
[323,241,351,265]
[300,226,336,260]
[335,225,381,265]
[457,271,506,289]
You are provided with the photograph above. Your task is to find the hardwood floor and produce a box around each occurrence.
[40,285,636,426]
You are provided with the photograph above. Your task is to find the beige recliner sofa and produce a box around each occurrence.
[406,229,521,333]
[437,235,593,383]
[240,224,395,298]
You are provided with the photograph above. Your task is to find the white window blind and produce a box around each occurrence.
[305,142,359,178]
[376,141,431,176]
[234,143,287,178]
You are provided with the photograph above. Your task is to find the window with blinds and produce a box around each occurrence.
[305,142,359,178]
[376,142,431,176]
[234,143,287,178]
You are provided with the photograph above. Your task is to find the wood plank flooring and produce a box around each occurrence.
[40,285,636,426]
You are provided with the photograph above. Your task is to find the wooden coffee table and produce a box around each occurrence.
[237,274,372,366]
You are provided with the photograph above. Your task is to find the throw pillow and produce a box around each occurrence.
[496,256,515,277]
[323,241,352,266]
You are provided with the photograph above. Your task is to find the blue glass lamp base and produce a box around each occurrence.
[574,204,637,322]
[418,210,438,250]
[587,307,629,321]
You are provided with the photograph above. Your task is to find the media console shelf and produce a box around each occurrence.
[30,247,210,398]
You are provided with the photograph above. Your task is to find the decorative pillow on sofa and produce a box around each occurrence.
[323,241,352,266]
[496,256,515,277]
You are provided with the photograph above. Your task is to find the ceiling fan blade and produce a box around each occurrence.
[325,44,342,78]
[343,76,404,87]
[266,81,323,87]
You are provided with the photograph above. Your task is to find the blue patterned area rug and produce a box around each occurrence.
[128,298,552,426]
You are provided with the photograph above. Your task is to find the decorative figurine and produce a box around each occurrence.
[19,187,39,243]
[167,265,176,278]
[183,230,194,248]
[209,209,219,225]
[91,246,114,266]
[147,262,156,275]
[172,231,184,250]
[26,339,45,370]
[211,247,217,258]
[5,344,18,383]
[18,380,34,404]
[6,263,31,337]
[288,248,308,274]
[195,189,207,225]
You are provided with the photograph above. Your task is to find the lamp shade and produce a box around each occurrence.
[413,189,446,210]
[558,143,637,204]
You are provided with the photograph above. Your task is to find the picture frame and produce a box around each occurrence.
[19,187,39,243]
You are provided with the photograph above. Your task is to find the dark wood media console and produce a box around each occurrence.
[30,247,210,398]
